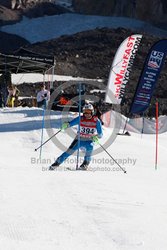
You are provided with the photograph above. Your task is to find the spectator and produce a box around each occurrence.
[0,91,3,108]
[59,96,69,105]
[36,84,50,108]
[93,103,104,125]
[6,84,20,107]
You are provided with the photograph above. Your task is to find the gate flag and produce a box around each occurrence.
[105,34,142,104]
[130,39,167,114]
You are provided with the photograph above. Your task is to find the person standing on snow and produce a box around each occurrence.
[6,84,20,107]
[36,84,50,108]
[49,103,103,171]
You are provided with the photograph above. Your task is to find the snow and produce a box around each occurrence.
[12,73,103,84]
[2,10,167,87]
[1,14,167,44]
[5,12,166,85]
[0,106,167,250]
[1,9,167,249]
[55,0,73,11]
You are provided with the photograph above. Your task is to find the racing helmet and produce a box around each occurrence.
[82,103,94,114]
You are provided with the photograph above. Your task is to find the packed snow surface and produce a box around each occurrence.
[0,107,167,250]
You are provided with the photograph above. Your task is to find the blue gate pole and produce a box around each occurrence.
[76,83,82,170]
[39,101,46,160]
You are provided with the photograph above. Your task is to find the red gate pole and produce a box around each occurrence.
[155,101,159,170]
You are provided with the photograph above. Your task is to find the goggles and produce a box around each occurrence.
[83,110,92,115]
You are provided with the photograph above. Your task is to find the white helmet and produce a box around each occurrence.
[83,103,94,114]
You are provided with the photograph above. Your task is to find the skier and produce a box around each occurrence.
[49,103,103,170]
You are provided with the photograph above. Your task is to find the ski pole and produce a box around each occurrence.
[35,129,61,152]
[99,143,127,174]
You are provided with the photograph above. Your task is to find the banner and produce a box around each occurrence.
[14,48,55,65]
[0,52,55,74]
[130,39,167,114]
[105,34,142,104]
[104,111,167,134]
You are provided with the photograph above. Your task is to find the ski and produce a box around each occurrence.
[66,167,88,171]
[47,166,88,171]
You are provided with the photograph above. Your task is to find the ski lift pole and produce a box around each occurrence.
[99,143,127,174]
[76,82,82,170]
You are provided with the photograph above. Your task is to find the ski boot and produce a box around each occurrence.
[78,161,89,171]
[49,161,60,170]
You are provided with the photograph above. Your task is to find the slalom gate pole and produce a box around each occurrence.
[39,74,46,159]
[76,82,82,170]
[99,143,127,174]
[123,117,128,134]
[155,101,159,170]
[35,129,61,152]
[141,112,145,138]
[39,104,46,159]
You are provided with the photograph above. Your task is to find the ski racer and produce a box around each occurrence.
[49,103,103,170]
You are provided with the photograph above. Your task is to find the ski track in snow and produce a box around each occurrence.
[0,107,167,250]
[0,9,167,249]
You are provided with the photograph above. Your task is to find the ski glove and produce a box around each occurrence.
[61,122,69,131]
[92,135,99,144]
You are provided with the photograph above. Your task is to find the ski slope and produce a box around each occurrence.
[0,107,167,250]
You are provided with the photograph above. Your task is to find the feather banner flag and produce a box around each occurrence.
[130,39,167,114]
[105,34,142,104]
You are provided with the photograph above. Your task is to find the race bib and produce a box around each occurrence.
[80,126,96,136]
